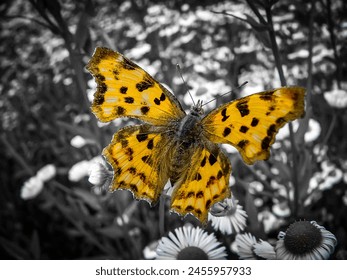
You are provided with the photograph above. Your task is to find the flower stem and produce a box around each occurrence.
[0,134,33,176]
[265,5,300,218]
[323,112,337,145]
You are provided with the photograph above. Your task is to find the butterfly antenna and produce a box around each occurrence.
[202,81,248,107]
[176,64,195,106]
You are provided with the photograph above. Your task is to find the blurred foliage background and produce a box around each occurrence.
[1,0,347,259]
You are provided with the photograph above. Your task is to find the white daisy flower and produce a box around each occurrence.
[68,160,91,182]
[208,197,248,235]
[88,159,113,190]
[156,226,227,259]
[70,135,89,148]
[233,232,275,259]
[20,176,44,200]
[36,164,56,182]
[275,221,337,260]
[272,201,291,218]
[254,240,276,259]
[234,232,257,259]
[68,156,103,182]
[143,240,159,259]
[324,88,347,108]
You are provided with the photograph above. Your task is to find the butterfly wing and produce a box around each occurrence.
[201,87,306,165]
[87,47,185,125]
[103,124,171,203]
[170,143,231,224]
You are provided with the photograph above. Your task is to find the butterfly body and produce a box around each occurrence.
[87,47,306,223]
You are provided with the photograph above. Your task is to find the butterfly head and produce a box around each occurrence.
[190,100,204,116]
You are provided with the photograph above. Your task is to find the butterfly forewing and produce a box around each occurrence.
[201,87,306,164]
[87,47,185,125]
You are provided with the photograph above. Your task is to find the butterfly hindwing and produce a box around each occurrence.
[103,124,170,203]
[171,143,231,223]
[87,47,185,125]
[201,87,306,164]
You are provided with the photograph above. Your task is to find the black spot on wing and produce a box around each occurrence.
[141,106,150,115]
[141,155,149,163]
[154,98,160,105]
[208,154,217,166]
[276,117,285,125]
[261,136,271,150]
[205,199,211,209]
[98,83,107,94]
[259,91,275,101]
[160,92,166,101]
[129,184,138,192]
[120,86,128,94]
[113,70,120,80]
[117,106,126,115]
[187,192,195,198]
[251,117,259,127]
[154,92,167,105]
[93,94,104,106]
[128,167,136,174]
[122,57,136,70]
[136,74,154,92]
[118,180,126,188]
[120,139,128,148]
[195,173,202,181]
[267,124,277,138]
[223,127,231,137]
[207,176,216,187]
[138,172,146,181]
[196,191,204,198]
[239,125,249,133]
[95,74,105,81]
[238,139,249,149]
[147,139,154,150]
[236,99,250,117]
[221,108,230,122]
[200,156,207,167]
[266,105,276,116]
[124,97,134,103]
[136,134,148,142]
[125,147,134,160]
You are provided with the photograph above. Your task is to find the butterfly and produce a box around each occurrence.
[86,47,306,224]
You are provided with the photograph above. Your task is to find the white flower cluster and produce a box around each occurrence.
[20,164,56,200]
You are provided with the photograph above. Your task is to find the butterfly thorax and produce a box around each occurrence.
[176,101,204,143]
[169,101,205,183]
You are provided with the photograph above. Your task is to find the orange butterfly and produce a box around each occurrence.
[87,47,306,223]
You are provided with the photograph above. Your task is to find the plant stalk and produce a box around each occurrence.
[265,5,300,218]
